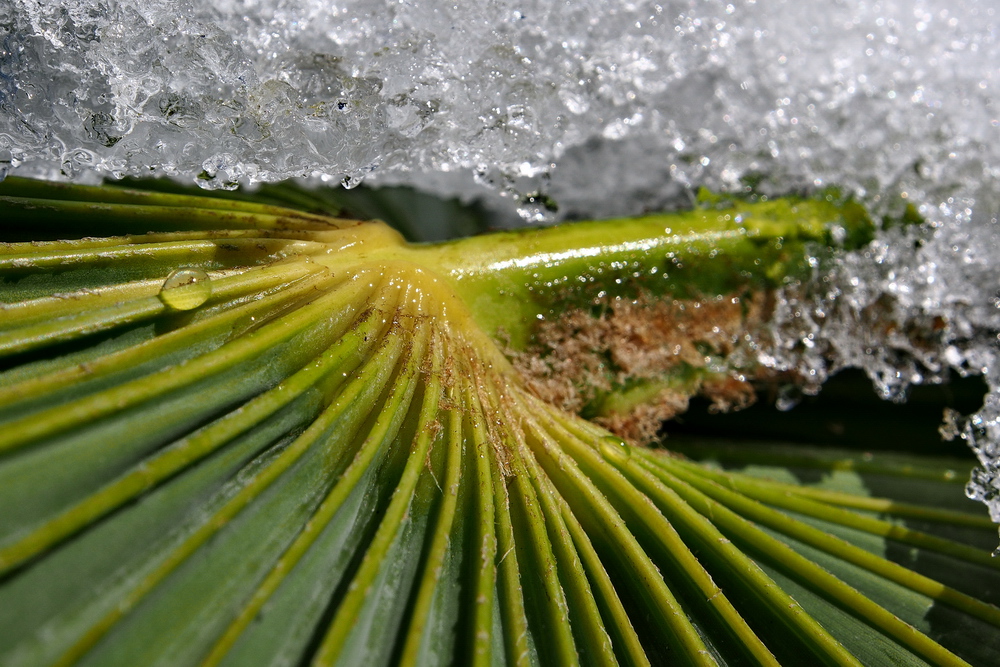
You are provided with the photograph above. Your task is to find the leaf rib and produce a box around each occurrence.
[634,454,972,667]
[0,271,373,453]
[211,291,432,667]
[647,453,1000,629]
[0,289,385,573]
[48,282,408,667]
[508,391,720,667]
[0,262,335,417]
[397,336,466,667]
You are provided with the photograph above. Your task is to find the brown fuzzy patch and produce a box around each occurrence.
[510,291,773,444]
[594,391,692,445]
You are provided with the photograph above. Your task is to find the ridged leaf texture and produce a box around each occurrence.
[0,178,997,666]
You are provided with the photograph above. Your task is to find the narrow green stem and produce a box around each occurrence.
[50,291,407,667]
[276,295,431,666]
[646,452,1000,628]
[397,344,463,667]
[634,455,970,667]
[462,367,501,667]
[668,457,1000,569]
[0,295,384,573]
[666,439,972,484]
[510,390,722,667]
[0,176,339,225]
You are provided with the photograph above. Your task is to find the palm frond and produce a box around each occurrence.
[0,177,996,666]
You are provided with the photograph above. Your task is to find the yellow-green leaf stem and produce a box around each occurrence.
[494,419,581,667]
[0,293,166,357]
[396,352,464,667]
[463,372,502,667]
[0,238,328,273]
[0,259,318,330]
[769,487,994,530]
[632,455,970,667]
[553,483,652,667]
[666,439,971,485]
[644,453,1000,629]
[682,465,993,530]
[0,259,333,358]
[520,453,621,667]
[490,433,537,667]
[665,457,1000,570]
[410,195,870,349]
[0,268,368,454]
[0,177,342,227]
[527,401,808,667]
[610,460,864,667]
[48,313,407,667]
[265,292,431,667]
[0,263,333,419]
[0,195,345,233]
[0,287,387,573]
[507,394,721,667]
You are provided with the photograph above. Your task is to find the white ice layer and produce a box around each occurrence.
[2,1,1000,523]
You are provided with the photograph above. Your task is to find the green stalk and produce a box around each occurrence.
[538,405,850,667]
[0,259,330,357]
[0,269,366,453]
[278,293,430,666]
[490,427,536,667]
[552,483,652,667]
[511,392,727,667]
[462,368,501,667]
[647,453,1000,628]
[0,263,331,420]
[684,465,993,529]
[409,195,869,348]
[768,487,994,529]
[0,176,340,226]
[632,454,971,667]
[667,457,1000,569]
[49,300,407,667]
[666,439,972,484]
[396,347,464,667]
[500,427,582,667]
[0,298,385,573]
[521,453,626,667]
[0,260,317,329]
[0,195,342,233]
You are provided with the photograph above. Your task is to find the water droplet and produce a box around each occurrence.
[159,268,212,310]
[599,435,631,464]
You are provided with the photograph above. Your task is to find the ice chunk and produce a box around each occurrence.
[5,1,994,202]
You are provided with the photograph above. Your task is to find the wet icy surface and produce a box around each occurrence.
[3,1,1000,523]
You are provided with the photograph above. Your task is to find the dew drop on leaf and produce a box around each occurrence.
[599,435,631,464]
[159,268,212,310]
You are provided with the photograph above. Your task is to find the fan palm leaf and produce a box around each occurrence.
[0,177,996,666]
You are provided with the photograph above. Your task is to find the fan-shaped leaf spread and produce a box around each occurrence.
[0,177,997,666]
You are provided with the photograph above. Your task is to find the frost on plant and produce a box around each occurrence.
[3,1,1000,524]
